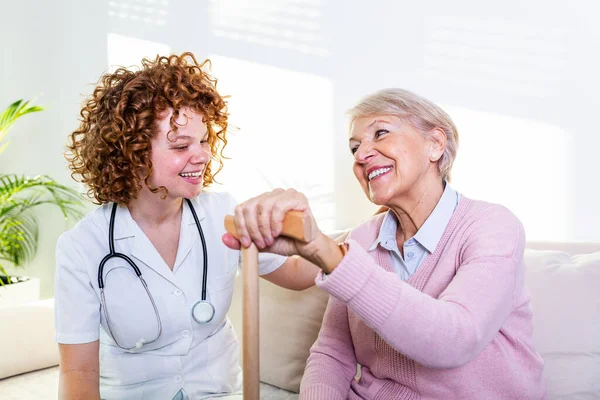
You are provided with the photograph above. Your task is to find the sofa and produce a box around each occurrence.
[227,241,600,399]
[1,242,599,399]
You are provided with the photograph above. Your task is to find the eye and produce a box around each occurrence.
[375,129,388,138]
[350,145,359,155]
[173,145,188,151]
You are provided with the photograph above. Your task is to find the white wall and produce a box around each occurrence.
[1,0,598,298]
[0,0,108,297]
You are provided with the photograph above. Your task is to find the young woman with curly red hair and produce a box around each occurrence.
[54,53,319,400]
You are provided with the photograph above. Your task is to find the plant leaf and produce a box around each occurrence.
[0,208,38,266]
[0,174,84,268]
[0,262,10,286]
[0,99,44,152]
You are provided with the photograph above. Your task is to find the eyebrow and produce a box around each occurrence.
[349,119,389,142]
[171,133,208,141]
[369,119,389,127]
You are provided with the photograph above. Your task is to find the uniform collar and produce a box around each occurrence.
[101,198,207,283]
[104,199,206,241]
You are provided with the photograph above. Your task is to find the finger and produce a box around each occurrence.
[270,201,286,238]
[259,189,289,244]
[222,233,241,250]
[263,189,285,238]
[242,202,266,249]
[256,201,274,247]
[233,205,251,248]
[271,189,309,237]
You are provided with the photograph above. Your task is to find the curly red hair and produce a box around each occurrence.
[66,52,229,205]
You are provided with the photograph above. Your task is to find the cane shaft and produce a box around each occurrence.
[224,211,311,400]
[241,244,259,400]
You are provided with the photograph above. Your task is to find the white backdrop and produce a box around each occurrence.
[1,0,598,297]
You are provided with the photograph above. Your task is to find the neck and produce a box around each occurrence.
[127,188,183,226]
[387,178,445,241]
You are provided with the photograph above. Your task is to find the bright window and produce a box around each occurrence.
[209,55,336,231]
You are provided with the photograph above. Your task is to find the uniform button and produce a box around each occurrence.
[173,289,182,296]
[182,330,190,338]
[407,252,415,259]
[174,375,182,383]
[406,239,415,245]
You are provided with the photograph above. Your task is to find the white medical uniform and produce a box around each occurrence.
[54,192,285,400]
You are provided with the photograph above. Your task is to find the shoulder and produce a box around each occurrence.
[460,197,524,235]
[457,197,525,260]
[187,191,238,235]
[190,190,237,214]
[55,204,110,275]
[56,204,108,253]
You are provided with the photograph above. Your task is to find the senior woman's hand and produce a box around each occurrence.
[222,189,345,273]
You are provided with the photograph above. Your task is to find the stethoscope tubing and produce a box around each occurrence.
[98,199,211,350]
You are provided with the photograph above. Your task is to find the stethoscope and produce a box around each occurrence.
[98,199,214,350]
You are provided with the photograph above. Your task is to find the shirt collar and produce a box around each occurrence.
[368,210,398,252]
[369,182,459,253]
[413,183,458,252]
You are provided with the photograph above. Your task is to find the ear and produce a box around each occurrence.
[428,127,446,162]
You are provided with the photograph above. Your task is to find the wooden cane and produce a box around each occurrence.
[224,211,312,400]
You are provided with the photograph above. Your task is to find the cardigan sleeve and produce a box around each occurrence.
[300,295,357,399]
[316,204,526,368]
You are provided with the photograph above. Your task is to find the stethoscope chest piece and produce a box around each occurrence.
[192,300,215,324]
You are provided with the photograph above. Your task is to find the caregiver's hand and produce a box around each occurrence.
[222,189,338,267]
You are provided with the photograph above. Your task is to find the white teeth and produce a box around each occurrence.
[368,167,392,181]
[180,172,202,178]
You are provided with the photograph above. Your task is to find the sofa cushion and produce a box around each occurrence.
[259,282,329,393]
[524,249,600,398]
[230,277,329,393]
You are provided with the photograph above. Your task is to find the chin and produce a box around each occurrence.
[187,188,204,199]
[368,195,388,207]
[368,188,392,206]
[168,188,203,201]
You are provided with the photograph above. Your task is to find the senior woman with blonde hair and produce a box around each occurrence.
[223,88,545,399]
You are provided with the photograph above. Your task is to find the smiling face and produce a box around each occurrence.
[349,115,442,206]
[147,107,211,200]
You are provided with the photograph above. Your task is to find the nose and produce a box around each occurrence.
[191,143,210,165]
[354,141,375,164]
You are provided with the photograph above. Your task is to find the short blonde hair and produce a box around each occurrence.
[347,88,459,182]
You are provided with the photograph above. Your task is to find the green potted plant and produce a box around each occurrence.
[0,99,84,304]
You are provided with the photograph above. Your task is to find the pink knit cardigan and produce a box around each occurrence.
[300,197,546,399]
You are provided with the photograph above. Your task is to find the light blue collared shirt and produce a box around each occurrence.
[368,183,460,280]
